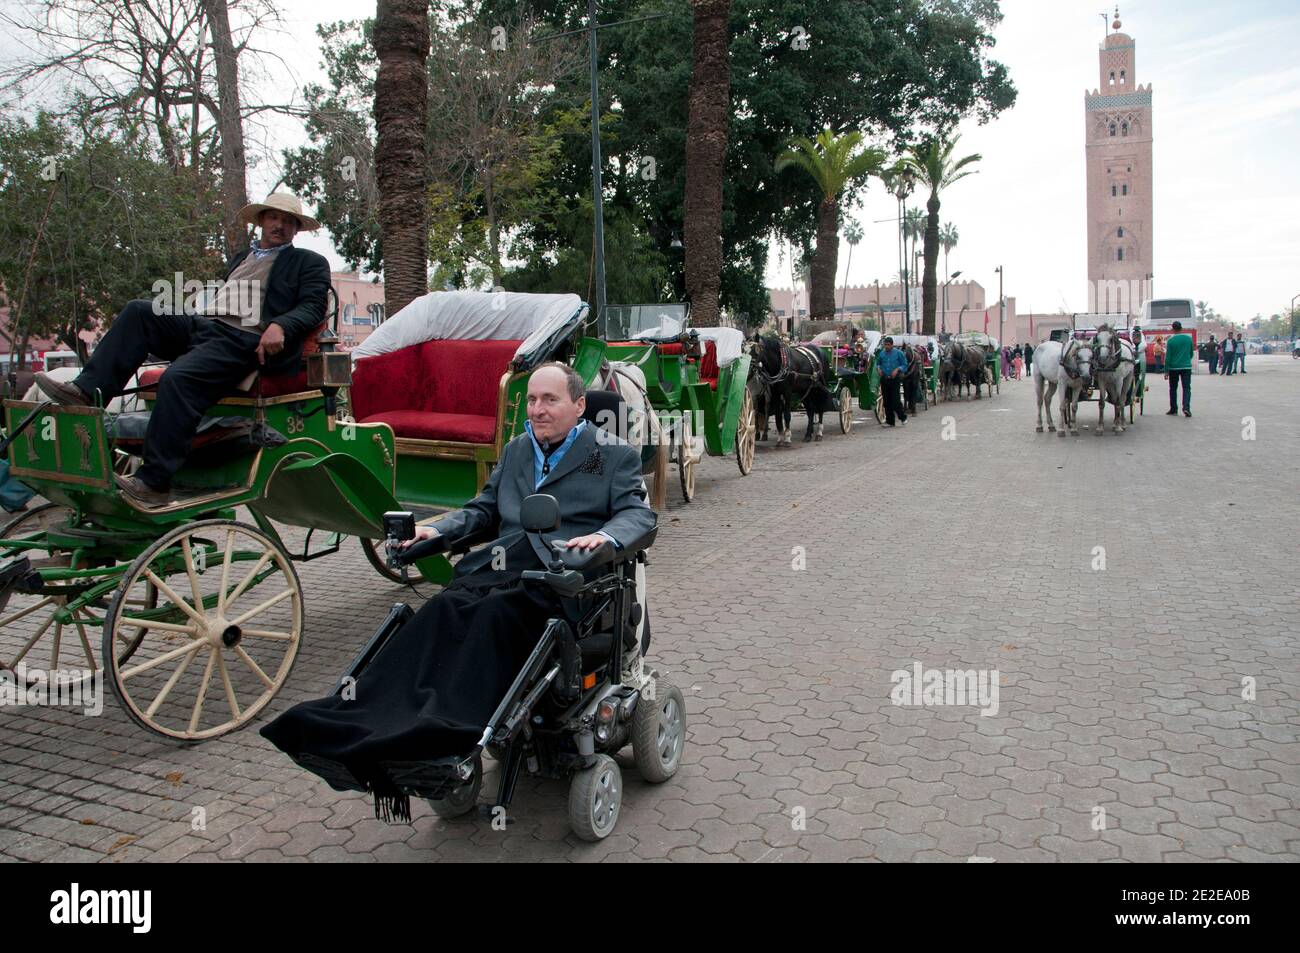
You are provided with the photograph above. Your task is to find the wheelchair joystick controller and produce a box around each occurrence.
[382,511,416,577]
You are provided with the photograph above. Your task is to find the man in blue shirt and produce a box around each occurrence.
[876,337,909,427]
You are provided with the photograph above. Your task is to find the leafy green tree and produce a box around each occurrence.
[0,110,221,366]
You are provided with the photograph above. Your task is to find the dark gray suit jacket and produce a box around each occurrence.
[435,423,656,576]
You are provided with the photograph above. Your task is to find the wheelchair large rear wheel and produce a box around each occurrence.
[568,753,621,842]
[631,677,685,783]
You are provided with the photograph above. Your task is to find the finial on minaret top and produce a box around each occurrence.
[1113,6,1122,31]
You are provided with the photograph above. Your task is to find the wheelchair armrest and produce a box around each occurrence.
[445,524,497,556]
[622,527,657,555]
[558,540,616,572]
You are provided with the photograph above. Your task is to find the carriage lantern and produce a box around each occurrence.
[306,326,352,420]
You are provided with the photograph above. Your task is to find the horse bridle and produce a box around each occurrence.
[1061,339,1090,381]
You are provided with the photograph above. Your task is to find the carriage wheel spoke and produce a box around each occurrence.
[240,628,295,642]
[216,530,235,615]
[215,650,241,721]
[222,551,274,617]
[72,613,97,672]
[119,617,194,634]
[50,623,62,671]
[0,595,55,630]
[146,644,201,718]
[120,640,203,681]
[181,540,205,609]
[143,569,206,627]
[9,611,57,669]
[233,645,274,690]
[189,648,218,734]
[228,588,294,628]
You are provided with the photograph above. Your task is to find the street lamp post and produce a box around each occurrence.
[942,270,963,336]
[1291,292,1299,345]
[995,265,1004,346]
[891,172,915,334]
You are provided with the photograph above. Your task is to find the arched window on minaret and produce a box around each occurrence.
[1117,226,1124,238]
[1109,122,1117,137]
[1120,69,1126,85]
[1117,248,1124,261]
[1121,121,1129,136]
[1109,70,1116,86]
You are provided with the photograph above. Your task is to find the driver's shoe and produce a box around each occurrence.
[33,374,91,407]
[115,474,170,507]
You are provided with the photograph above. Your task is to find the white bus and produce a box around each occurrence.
[1139,298,1196,329]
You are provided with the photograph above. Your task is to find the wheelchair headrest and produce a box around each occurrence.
[582,388,629,442]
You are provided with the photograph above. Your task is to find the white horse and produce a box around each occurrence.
[1092,324,1136,435]
[1032,339,1093,435]
[22,364,147,413]
[596,360,671,509]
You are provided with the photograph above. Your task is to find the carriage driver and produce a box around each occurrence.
[34,192,331,508]
[877,336,909,427]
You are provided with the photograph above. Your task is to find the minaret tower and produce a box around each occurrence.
[1085,8,1153,315]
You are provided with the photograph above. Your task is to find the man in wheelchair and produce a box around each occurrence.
[261,363,684,841]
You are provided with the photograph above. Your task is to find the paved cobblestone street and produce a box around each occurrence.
[2,357,1297,863]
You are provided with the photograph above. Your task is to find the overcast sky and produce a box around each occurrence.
[6,0,1297,322]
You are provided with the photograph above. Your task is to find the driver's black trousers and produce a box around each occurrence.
[75,300,261,490]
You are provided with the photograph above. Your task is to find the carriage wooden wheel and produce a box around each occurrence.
[837,385,853,434]
[735,387,756,475]
[103,519,304,741]
[873,389,885,426]
[677,414,699,502]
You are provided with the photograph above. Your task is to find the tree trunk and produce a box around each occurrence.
[683,0,731,327]
[204,0,249,257]
[921,191,940,335]
[810,196,839,320]
[375,0,430,317]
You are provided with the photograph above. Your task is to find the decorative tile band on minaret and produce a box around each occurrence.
[1084,8,1153,316]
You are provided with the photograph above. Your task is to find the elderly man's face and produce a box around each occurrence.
[258,210,300,248]
[527,366,584,445]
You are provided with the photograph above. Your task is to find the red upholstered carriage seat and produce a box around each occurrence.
[350,338,522,443]
[137,320,328,399]
[698,340,720,390]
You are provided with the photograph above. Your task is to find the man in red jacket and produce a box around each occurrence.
[34,193,330,506]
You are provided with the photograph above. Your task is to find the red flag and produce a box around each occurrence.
[983,309,989,332]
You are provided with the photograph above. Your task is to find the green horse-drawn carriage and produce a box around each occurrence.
[603,305,756,502]
[0,291,598,740]
[809,330,940,427]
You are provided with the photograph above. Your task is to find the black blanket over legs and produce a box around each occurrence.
[260,555,555,822]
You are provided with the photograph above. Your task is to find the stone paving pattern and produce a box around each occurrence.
[1,357,1297,862]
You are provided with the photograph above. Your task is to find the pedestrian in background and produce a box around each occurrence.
[1024,342,1033,376]
[1013,347,1024,380]
[1206,334,1218,374]
[1222,334,1235,375]
[1237,332,1247,374]
[1163,320,1193,417]
[877,336,909,427]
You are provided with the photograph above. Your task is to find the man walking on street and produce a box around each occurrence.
[877,336,909,427]
[1236,332,1247,373]
[1164,320,1193,417]
[1221,334,1235,375]
[1206,334,1218,374]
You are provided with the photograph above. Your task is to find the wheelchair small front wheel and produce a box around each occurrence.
[427,755,482,819]
[632,677,686,783]
[568,754,621,841]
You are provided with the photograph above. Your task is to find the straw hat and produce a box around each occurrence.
[236,191,321,232]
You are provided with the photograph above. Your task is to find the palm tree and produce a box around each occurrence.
[374,0,430,317]
[683,0,732,327]
[904,207,925,285]
[902,135,981,335]
[776,129,886,319]
[840,218,863,315]
[939,222,959,282]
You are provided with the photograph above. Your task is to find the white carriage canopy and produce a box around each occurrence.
[692,326,746,367]
[353,291,588,370]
